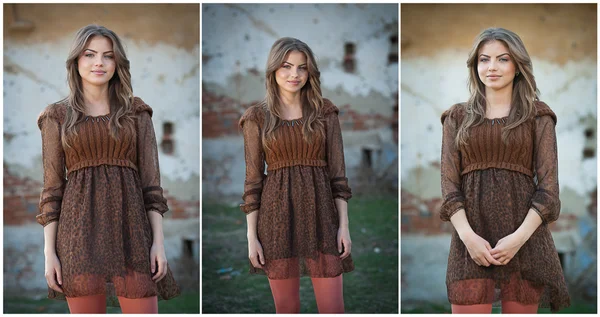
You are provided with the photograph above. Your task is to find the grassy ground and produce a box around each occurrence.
[3,291,199,314]
[401,299,596,314]
[202,196,398,313]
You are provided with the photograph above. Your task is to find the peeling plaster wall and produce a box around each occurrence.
[400,4,597,305]
[202,3,399,198]
[3,3,199,294]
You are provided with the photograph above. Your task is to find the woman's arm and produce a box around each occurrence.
[239,108,266,268]
[324,101,353,258]
[147,210,165,244]
[491,114,559,264]
[43,222,59,255]
[134,100,170,281]
[441,109,501,266]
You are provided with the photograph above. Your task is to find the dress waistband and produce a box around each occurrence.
[267,159,327,171]
[462,161,533,177]
[67,159,138,175]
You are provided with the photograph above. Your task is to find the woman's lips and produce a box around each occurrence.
[92,71,106,75]
[288,80,300,85]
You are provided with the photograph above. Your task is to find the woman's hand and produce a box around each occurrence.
[44,253,63,293]
[461,231,503,267]
[248,238,265,268]
[490,233,526,265]
[337,226,352,259]
[150,242,168,282]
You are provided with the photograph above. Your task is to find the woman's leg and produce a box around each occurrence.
[501,301,539,314]
[310,275,344,313]
[66,294,107,314]
[117,296,159,314]
[451,303,493,313]
[449,278,494,314]
[268,277,301,313]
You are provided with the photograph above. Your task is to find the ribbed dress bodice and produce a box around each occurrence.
[64,115,138,174]
[265,119,326,171]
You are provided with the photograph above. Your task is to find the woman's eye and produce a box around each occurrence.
[85,53,94,58]
[500,58,508,62]
[105,55,114,59]
[479,58,488,63]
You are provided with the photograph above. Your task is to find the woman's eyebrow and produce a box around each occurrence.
[282,61,307,66]
[84,49,114,54]
[479,53,510,58]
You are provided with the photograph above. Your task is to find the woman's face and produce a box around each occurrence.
[275,50,308,96]
[77,35,116,88]
[477,40,517,93]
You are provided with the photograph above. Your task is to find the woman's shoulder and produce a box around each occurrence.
[37,100,68,130]
[322,98,340,116]
[441,102,467,125]
[132,96,153,117]
[239,103,266,128]
[534,100,557,125]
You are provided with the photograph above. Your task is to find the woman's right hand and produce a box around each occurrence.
[460,231,503,267]
[44,253,63,293]
[248,238,265,269]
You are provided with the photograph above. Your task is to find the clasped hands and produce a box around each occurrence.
[461,231,526,267]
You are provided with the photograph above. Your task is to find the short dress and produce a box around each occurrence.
[36,97,180,305]
[239,98,354,279]
[439,101,570,312]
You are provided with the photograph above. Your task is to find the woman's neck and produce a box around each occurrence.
[485,86,512,110]
[278,90,302,109]
[82,84,110,115]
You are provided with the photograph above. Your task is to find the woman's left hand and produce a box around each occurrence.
[150,242,168,282]
[337,226,352,259]
[490,232,526,265]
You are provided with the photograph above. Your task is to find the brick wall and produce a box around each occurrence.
[202,87,397,139]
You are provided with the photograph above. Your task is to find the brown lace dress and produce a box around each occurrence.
[239,98,354,279]
[440,101,570,312]
[37,97,180,306]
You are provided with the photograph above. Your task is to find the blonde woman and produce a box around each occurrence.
[37,24,180,313]
[440,27,570,313]
[239,37,354,313]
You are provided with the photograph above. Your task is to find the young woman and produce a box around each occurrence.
[440,27,570,313]
[239,37,354,313]
[37,24,180,313]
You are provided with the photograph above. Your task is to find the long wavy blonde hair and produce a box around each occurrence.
[60,24,135,148]
[260,37,325,149]
[456,27,540,147]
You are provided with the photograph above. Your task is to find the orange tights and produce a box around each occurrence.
[451,301,539,314]
[268,275,344,313]
[66,294,158,314]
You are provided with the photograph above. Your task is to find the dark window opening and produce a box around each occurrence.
[585,128,594,138]
[183,239,194,258]
[583,148,595,158]
[161,121,175,155]
[343,42,356,73]
[362,148,373,168]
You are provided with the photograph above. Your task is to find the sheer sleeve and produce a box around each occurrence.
[530,114,561,225]
[440,109,465,222]
[135,101,169,216]
[36,109,67,227]
[239,107,266,214]
[325,102,352,201]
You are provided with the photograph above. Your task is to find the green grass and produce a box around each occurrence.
[202,196,399,313]
[401,299,596,314]
[3,291,199,314]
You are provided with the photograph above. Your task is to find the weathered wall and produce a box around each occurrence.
[3,3,199,294]
[401,3,597,306]
[202,3,399,199]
